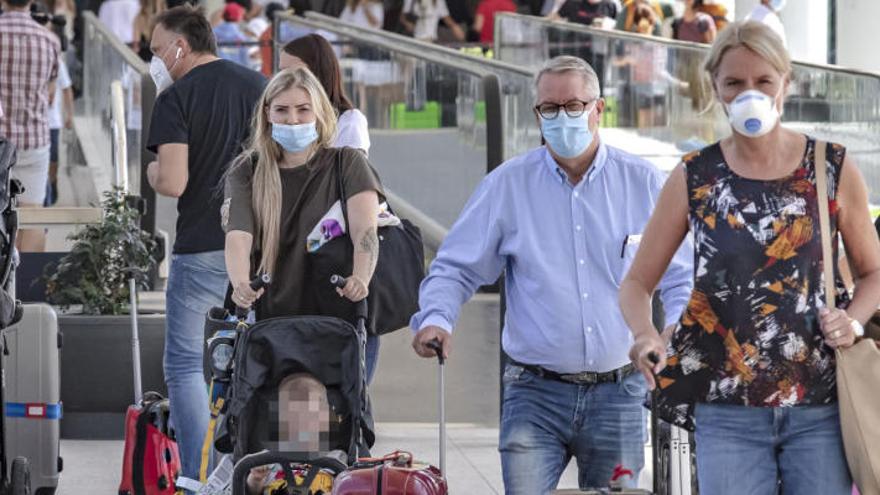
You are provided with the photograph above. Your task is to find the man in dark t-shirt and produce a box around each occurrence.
[145,6,265,490]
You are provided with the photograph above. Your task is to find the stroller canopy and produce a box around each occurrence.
[218,314,375,463]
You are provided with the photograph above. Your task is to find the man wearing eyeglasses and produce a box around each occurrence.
[410,55,693,493]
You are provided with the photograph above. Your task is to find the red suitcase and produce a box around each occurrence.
[332,341,448,495]
[117,260,181,495]
[332,452,447,495]
[118,393,182,495]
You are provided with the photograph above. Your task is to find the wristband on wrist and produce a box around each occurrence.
[851,318,865,338]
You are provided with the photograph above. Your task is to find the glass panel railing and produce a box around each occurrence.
[303,13,539,163]
[275,13,502,237]
[81,12,158,233]
[494,13,880,204]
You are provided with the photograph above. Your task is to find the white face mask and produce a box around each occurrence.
[149,43,182,93]
[725,89,782,138]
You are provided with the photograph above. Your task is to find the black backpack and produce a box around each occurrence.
[0,137,23,329]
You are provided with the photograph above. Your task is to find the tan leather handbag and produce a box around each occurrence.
[815,140,880,494]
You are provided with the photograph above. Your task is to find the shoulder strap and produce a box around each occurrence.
[814,140,836,309]
[335,150,350,229]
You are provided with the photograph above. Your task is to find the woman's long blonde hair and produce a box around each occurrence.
[238,67,337,276]
[704,20,792,83]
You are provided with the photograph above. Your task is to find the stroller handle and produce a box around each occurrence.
[234,274,272,319]
[330,275,369,323]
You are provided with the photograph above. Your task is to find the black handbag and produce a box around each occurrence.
[308,153,425,335]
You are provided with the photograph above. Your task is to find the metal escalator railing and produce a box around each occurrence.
[80,12,158,234]
[302,12,537,163]
[20,81,133,230]
[494,13,880,203]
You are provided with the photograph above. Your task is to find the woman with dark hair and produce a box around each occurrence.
[280,34,370,154]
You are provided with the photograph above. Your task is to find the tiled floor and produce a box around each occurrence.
[56,423,653,494]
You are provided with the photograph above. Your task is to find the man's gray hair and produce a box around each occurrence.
[534,56,601,104]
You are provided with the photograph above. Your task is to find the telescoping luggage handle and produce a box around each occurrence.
[425,339,446,477]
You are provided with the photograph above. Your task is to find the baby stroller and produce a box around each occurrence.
[206,275,375,495]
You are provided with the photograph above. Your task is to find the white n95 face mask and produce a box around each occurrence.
[725,89,781,138]
[150,45,182,93]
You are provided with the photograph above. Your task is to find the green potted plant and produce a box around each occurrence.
[46,187,156,313]
[45,188,168,439]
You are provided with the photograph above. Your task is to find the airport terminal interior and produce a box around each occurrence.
[0,0,878,493]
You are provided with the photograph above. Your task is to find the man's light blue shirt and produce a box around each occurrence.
[410,141,694,373]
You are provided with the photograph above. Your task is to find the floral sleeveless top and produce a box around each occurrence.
[656,136,850,429]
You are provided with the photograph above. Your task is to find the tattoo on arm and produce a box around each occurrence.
[359,226,379,273]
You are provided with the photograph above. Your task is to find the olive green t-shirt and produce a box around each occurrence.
[223,146,384,319]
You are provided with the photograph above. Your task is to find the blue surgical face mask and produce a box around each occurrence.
[271,122,318,152]
[540,108,594,159]
[769,0,786,12]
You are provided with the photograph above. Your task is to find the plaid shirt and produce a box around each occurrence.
[0,11,60,150]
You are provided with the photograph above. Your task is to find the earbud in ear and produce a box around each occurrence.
[175,47,182,59]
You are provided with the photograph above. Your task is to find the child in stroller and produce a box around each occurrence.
[244,373,346,494]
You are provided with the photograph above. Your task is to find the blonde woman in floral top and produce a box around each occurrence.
[619,21,880,494]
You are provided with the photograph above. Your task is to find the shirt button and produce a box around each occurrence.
[582,293,589,299]
[576,225,582,231]
[586,326,593,333]
[588,360,595,366]
[573,191,580,198]
[579,259,585,265]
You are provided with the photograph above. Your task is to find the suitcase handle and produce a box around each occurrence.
[425,339,445,476]
[425,339,444,365]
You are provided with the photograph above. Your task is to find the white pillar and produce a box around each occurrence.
[734,0,756,20]
[836,0,880,72]
[733,0,828,65]
[781,0,828,64]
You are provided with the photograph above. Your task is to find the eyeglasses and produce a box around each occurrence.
[534,99,597,120]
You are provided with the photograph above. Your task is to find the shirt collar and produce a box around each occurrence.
[1,11,33,19]
[543,139,609,186]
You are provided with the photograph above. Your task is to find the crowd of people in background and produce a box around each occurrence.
[89,0,792,76]
[546,0,785,47]
[0,0,789,258]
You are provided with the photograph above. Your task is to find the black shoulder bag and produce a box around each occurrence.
[308,152,425,335]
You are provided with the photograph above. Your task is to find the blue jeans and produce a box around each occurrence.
[695,402,852,495]
[163,251,228,491]
[499,364,647,494]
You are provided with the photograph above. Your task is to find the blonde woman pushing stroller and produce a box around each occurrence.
[222,67,383,322]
